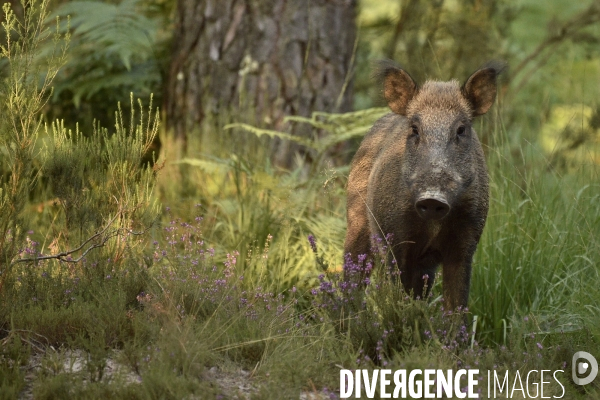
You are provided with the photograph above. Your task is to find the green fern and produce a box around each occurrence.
[226,107,388,156]
[47,0,165,107]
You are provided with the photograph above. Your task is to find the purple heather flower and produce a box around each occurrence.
[308,235,317,253]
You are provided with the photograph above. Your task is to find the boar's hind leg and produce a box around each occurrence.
[342,224,372,283]
[343,224,371,264]
[344,179,373,282]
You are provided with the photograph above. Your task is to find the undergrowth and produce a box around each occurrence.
[1,1,600,399]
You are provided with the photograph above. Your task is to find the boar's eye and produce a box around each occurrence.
[456,125,466,136]
[410,125,419,137]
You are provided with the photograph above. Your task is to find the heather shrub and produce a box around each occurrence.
[0,0,68,274]
[0,0,159,290]
[309,235,473,367]
[0,1,160,394]
[147,209,310,365]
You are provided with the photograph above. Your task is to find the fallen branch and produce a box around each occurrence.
[11,202,153,265]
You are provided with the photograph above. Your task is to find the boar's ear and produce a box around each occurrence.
[462,61,506,116]
[376,60,418,115]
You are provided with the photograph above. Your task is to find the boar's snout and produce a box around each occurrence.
[415,196,450,221]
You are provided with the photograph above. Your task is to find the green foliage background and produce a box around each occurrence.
[1,0,600,398]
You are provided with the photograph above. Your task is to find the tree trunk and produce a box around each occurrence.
[165,0,357,168]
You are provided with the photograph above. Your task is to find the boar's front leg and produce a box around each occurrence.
[441,257,473,311]
[399,250,439,300]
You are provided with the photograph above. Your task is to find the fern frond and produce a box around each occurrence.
[224,123,316,149]
[40,0,164,108]
[173,158,233,174]
[52,0,158,70]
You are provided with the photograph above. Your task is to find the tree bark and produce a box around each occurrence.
[165,0,357,168]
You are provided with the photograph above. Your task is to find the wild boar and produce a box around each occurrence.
[344,61,504,310]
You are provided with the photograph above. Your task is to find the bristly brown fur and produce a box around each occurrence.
[406,80,472,118]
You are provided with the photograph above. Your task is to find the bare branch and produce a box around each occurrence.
[510,2,600,87]
[11,208,153,265]
[1,329,50,353]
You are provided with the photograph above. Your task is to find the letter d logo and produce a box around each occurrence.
[572,351,598,385]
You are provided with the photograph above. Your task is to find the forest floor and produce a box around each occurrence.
[17,348,335,399]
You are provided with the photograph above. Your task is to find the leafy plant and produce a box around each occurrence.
[1,0,160,304]
[0,0,69,281]
[45,0,171,129]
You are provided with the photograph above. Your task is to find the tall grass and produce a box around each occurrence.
[3,107,600,397]
[163,103,600,348]
[143,103,600,395]
[471,121,600,344]
[155,108,388,291]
